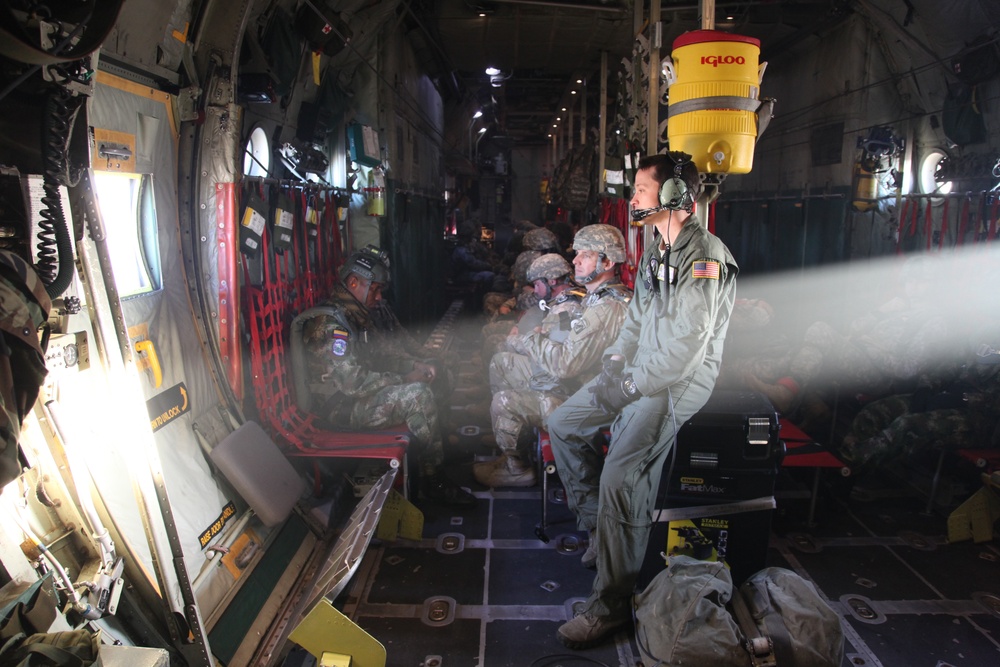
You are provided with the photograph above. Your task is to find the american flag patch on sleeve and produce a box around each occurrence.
[691,260,721,280]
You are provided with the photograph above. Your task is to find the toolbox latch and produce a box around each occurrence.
[745,417,772,459]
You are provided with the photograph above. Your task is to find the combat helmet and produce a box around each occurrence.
[512,250,543,285]
[573,224,627,264]
[340,244,390,284]
[522,227,559,252]
[526,253,573,283]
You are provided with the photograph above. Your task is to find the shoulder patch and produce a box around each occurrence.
[691,259,721,280]
[332,328,350,356]
[571,317,588,334]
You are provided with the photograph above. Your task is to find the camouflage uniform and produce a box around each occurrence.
[302,282,444,470]
[482,250,541,320]
[370,300,453,399]
[479,250,548,364]
[788,300,950,399]
[1,251,51,488]
[840,352,1000,468]
[488,282,632,461]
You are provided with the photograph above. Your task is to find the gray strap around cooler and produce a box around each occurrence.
[667,96,776,143]
[667,95,763,117]
[651,495,776,523]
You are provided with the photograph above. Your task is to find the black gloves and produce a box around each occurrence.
[589,358,641,412]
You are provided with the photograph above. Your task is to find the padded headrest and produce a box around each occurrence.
[210,421,303,527]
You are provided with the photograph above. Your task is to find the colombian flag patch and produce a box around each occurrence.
[332,328,350,356]
[691,260,720,280]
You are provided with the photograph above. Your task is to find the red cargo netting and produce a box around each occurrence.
[240,185,409,464]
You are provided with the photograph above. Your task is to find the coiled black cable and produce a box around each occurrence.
[37,69,84,298]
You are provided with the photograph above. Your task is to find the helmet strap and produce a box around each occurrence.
[579,253,608,284]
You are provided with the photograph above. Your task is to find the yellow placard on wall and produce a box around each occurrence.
[92,128,137,173]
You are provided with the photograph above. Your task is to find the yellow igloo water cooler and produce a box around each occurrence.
[666,30,765,174]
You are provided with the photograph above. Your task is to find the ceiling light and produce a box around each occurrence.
[473,110,483,119]
[561,107,566,111]
[570,90,577,95]
[556,117,561,121]
[478,127,487,134]
[552,124,557,128]
[727,15,734,20]
[479,12,486,17]
[485,66,501,76]
[576,79,582,84]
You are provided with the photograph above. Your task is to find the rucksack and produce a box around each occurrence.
[634,557,845,666]
[633,556,747,666]
[732,567,845,667]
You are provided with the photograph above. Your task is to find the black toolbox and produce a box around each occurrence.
[638,388,784,588]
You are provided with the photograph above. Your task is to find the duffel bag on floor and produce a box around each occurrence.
[633,555,747,666]
[732,567,845,667]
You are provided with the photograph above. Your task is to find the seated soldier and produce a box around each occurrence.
[480,249,549,366]
[302,248,475,506]
[361,245,455,398]
[482,226,559,319]
[839,336,1000,470]
[475,226,633,487]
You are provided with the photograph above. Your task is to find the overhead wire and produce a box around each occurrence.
[755,32,1000,147]
[299,0,471,168]
[750,31,1000,163]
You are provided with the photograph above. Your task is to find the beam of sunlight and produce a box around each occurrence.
[721,244,1000,414]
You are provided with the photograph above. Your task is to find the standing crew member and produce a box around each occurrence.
[548,152,738,648]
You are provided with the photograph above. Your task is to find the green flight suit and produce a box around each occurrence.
[548,214,738,622]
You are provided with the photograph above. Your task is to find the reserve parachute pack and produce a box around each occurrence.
[0,251,51,488]
[634,556,844,667]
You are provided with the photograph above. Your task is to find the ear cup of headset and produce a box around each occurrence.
[658,177,691,210]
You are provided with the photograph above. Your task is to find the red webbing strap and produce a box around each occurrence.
[957,197,970,246]
[320,192,344,295]
[924,199,933,250]
[217,182,240,399]
[908,196,919,237]
[301,190,321,308]
[599,198,610,225]
[896,199,910,254]
[343,198,354,257]
[939,197,949,250]
[708,199,717,235]
[239,200,408,461]
[316,193,331,295]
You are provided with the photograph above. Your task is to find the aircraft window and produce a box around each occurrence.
[244,126,270,178]
[93,171,162,297]
[918,149,953,199]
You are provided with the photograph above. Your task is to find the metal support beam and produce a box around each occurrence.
[646,0,661,156]
[598,50,607,196]
[701,0,716,30]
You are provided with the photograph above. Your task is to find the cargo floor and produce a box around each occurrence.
[333,305,1000,667]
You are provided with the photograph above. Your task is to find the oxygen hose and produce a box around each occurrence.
[37,82,83,299]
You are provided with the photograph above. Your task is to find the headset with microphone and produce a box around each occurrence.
[631,152,697,223]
